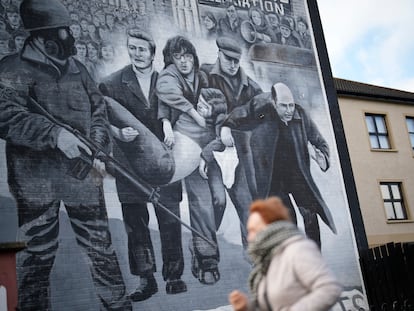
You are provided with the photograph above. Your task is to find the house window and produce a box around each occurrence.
[406,117,414,150]
[365,114,390,149]
[380,182,407,220]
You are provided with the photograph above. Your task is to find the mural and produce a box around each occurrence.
[0,0,368,310]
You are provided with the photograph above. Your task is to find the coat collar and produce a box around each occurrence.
[260,93,302,122]
[210,60,249,91]
[272,235,303,256]
[275,106,303,124]
[223,16,242,30]
[121,64,139,84]
[164,63,200,94]
[292,106,302,120]
[121,64,158,104]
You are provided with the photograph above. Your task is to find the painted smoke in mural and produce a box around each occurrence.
[0,0,367,310]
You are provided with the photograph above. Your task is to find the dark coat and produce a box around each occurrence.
[273,33,301,47]
[202,61,262,113]
[223,92,336,233]
[99,65,162,139]
[202,61,262,196]
[156,64,208,126]
[218,16,243,42]
[0,42,110,207]
[298,32,312,49]
[252,21,277,44]
[99,65,179,202]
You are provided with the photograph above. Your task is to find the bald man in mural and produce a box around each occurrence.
[223,82,337,247]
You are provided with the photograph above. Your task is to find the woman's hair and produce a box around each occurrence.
[248,7,265,26]
[100,40,113,49]
[70,21,81,29]
[204,11,217,26]
[162,35,199,70]
[75,40,87,48]
[200,88,227,116]
[75,40,88,57]
[99,40,114,59]
[87,40,99,51]
[250,197,291,224]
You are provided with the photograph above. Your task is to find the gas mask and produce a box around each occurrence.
[42,27,76,60]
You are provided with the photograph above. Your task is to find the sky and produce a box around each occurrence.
[316,0,414,92]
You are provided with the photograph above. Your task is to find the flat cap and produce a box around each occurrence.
[216,36,241,59]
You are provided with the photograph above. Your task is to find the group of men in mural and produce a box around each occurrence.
[0,0,335,310]
[201,2,312,49]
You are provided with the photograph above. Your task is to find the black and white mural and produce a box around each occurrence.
[0,0,368,310]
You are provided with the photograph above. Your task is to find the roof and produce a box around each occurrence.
[334,78,414,104]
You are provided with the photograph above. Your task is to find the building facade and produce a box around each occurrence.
[335,78,414,247]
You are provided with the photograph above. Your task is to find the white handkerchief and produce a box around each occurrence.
[213,147,239,188]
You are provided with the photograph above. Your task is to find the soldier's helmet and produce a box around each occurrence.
[20,0,71,31]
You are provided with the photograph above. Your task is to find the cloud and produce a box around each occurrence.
[316,0,414,91]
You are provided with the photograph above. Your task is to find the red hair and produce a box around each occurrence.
[249,197,291,224]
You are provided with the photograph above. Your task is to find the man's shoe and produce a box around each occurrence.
[104,297,133,311]
[129,275,158,302]
[166,279,187,294]
[197,267,220,285]
[191,256,220,285]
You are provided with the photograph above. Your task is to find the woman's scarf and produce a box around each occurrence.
[248,221,302,306]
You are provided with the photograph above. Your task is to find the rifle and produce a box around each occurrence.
[19,90,217,249]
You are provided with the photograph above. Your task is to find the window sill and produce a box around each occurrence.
[371,148,398,152]
[386,219,413,224]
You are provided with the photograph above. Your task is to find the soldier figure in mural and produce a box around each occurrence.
[222,82,337,247]
[0,0,132,309]
[201,37,262,251]
[0,0,369,308]
[99,28,187,301]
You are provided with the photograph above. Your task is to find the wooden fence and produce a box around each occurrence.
[359,242,414,311]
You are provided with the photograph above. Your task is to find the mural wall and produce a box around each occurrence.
[0,0,367,310]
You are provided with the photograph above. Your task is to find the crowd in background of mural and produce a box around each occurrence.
[0,0,313,70]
